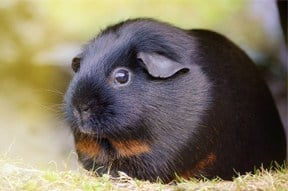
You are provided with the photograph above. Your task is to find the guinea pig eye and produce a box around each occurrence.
[113,68,131,86]
[72,57,81,72]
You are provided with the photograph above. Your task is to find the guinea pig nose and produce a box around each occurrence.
[78,103,92,117]
[75,103,91,119]
[79,103,90,112]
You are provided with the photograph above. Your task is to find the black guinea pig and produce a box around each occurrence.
[64,18,287,183]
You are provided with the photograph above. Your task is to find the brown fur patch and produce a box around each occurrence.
[111,140,150,157]
[75,137,101,157]
[182,153,217,179]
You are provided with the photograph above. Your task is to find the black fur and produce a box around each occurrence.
[64,18,287,183]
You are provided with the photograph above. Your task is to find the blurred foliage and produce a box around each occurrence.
[0,0,248,66]
[0,0,285,166]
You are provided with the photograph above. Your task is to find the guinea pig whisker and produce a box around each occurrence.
[44,88,65,96]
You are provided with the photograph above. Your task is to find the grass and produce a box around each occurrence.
[1,155,287,191]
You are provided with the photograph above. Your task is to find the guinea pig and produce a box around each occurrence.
[64,18,287,183]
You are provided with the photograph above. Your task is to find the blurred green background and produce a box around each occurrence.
[0,0,286,169]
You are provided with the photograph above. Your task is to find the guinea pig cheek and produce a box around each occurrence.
[75,136,101,158]
[110,140,151,158]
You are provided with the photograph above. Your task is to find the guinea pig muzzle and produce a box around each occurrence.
[73,104,97,135]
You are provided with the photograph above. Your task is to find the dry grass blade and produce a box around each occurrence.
[0,155,287,191]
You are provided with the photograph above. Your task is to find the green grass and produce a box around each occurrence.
[1,155,287,191]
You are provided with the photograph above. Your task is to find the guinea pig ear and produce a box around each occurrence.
[137,52,190,78]
[71,53,82,73]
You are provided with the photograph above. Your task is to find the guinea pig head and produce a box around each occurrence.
[65,19,197,139]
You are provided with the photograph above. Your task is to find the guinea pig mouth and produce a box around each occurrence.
[99,138,114,151]
[77,123,106,137]
[78,124,97,135]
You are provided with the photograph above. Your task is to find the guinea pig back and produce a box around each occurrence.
[64,18,286,183]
